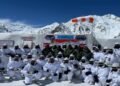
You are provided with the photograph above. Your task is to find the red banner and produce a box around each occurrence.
[54,39,79,43]
[72,18,78,23]
[81,18,86,22]
[89,17,94,23]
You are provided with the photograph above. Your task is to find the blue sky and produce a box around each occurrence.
[0,0,119,26]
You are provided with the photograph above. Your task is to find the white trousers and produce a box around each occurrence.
[62,72,73,81]
[23,72,43,84]
[8,70,22,79]
[0,73,4,81]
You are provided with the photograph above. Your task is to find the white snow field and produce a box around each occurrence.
[0,79,94,86]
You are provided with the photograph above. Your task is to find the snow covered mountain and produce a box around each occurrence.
[0,14,120,40]
[0,19,34,32]
[64,14,120,39]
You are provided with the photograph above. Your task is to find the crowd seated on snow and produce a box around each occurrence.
[0,43,120,86]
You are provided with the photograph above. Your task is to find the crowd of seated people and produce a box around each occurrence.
[0,43,120,86]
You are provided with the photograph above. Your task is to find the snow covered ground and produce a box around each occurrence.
[0,79,94,86]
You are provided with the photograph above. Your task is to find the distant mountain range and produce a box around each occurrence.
[0,14,120,39]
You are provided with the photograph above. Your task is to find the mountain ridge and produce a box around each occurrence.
[0,14,120,39]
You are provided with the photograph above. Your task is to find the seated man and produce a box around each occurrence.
[7,57,22,80]
[107,63,120,86]
[60,57,74,82]
[43,57,59,82]
[0,58,5,81]
[21,59,42,85]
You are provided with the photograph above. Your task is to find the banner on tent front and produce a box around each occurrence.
[0,40,14,47]
[21,36,35,41]
[55,35,74,40]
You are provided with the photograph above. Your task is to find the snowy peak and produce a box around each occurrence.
[62,14,120,39]
[103,14,120,22]
[0,14,120,39]
[0,19,33,32]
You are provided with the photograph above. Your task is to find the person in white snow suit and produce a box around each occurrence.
[60,57,74,82]
[54,52,64,81]
[21,59,42,85]
[106,63,120,86]
[23,45,31,55]
[23,54,33,66]
[93,47,105,62]
[7,57,22,80]
[14,45,24,56]
[0,58,5,81]
[69,54,80,78]
[113,43,120,63]
[30,45,41,59]
[105,49,117,66]
[43,57,59,82]
[96,60,110,86]
[1,44,14,69]
[84,71,94,85]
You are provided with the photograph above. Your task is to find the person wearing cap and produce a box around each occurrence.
[7,57,22,80]
[51,45,59,57]
[96,59,109,86]
[1,44,14,69]
[80,56,90,80]
[105,49,117,66]
[93,47,105,62]
[8,53,15,62]
[55,51,63,63]
[64,44,73,57]
[87,58,98,75]
[61,44,67,57]
[80,56,89,70]
[16,55,24,69]
[62,44,67,50]
[73,63,81,78]
[84,71,94,85]
[14,45,24,56]
[60,57,73,82]
[54,52,64,81]
[0,48,3,58]
[30,45,41,59]
[69,54,80,79]
[113,43,120,63]
[36,55,47,81]
[36,54,46,67]
[23,54,33,65]
[107,63,120,86]
[43,57,58,82]
[1,44,14,55]
[22,45,31,55]
[69,54,78,65]
[0,58,5,81]
[21,59,42,85]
